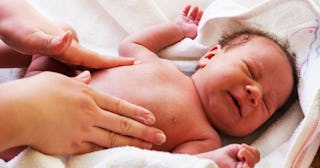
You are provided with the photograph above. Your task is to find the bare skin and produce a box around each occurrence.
[0,0,166,159]
[11,5,293,168]
[0,0,135,68]
[90,55,220,153]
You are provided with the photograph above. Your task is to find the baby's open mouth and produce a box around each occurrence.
[229,92,241,115]
[231,95,240,109]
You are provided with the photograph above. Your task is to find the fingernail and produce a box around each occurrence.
[141,142,152,149]
[144,113,155,125]
[155,132,166,144]
[236,162,244,168]
[53,32,71,53]
[77,70,90,80]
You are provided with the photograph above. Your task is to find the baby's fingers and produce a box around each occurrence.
[182,5,202,24]
[188,6,199,21]
[194,10,203,25]
[238,144,260,168]
[182,5,192,16]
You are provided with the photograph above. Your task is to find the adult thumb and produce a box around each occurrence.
[36,31,73,55]
[74,70,91,84]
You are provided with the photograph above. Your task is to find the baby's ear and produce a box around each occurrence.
[199,45,222,68]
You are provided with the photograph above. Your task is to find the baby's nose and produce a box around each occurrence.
[245,84,262,107]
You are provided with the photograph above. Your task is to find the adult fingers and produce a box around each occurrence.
[56,22,79,42]
[34,30,73,56]
[88,127,152,149]
[96,108,166,145]
[72,142,103,154]
[92,89,156,125]
[73,70,91,84]
[88,88,165,145]
[59,41,135,69]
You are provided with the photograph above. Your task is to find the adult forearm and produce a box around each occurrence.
[0,81,27,152]
[0,0,13,22]
[0,0,33,68]
[0,0,35,34]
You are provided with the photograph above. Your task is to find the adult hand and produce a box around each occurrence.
[0,0,134,69]
[0,71,165,155]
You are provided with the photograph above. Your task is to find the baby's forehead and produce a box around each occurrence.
[219,32,291,70]
[228,34,251,44]
[225,34,285,54]
[242,36,289,65]
[222,34,261,51]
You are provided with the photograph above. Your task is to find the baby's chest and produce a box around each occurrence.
[148,97,212,149]
[152,111,217,153]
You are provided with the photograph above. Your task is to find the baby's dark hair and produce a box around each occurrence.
[218,28,298,123]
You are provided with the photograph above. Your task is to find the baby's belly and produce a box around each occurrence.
[90,64,164,98]
[89,65,210,152]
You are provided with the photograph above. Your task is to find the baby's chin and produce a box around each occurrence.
[216,124,258,137]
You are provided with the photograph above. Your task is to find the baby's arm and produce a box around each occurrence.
[172,138,220,155]
[197,144,260,168]
[119,5,202,61]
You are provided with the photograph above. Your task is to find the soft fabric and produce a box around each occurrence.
[5,147,217,168]
[1,0,320,167]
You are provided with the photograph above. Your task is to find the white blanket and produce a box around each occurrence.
[5,147,217,168]
[1,0,320,167]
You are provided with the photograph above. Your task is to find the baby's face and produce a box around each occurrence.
[192,35,294,136]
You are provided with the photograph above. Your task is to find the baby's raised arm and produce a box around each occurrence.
[118,5,203,61]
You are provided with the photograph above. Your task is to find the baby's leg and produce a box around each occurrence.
[25,55,75,77]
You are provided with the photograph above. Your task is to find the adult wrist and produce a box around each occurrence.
[0,2,16,42]
[0,80,31,151]
[0,0,32,40]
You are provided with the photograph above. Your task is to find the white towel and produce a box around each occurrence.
[6,147,217,168]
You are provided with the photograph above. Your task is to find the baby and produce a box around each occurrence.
[15,5,297,168]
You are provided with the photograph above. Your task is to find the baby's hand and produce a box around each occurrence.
[236,144,260,168]
[175,5,203,39]
[196,143,260,168]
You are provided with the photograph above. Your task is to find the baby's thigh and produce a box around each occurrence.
[25,55,74,77]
